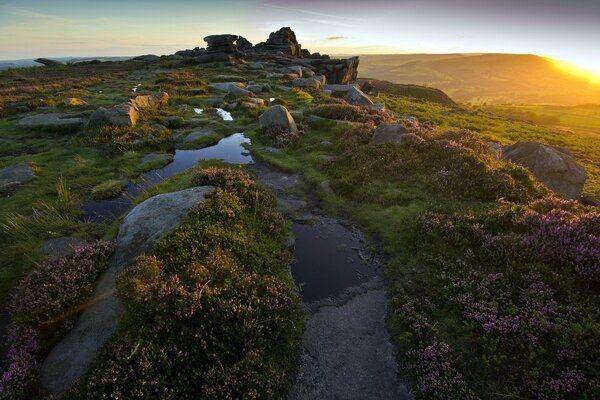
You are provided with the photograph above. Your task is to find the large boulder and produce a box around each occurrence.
[236,36,253,51]
[309,56,360,84]
[204,34,239,54]
[369,124,410,145]
[344,86,374,106]
[40,186,215,394]
[259,105,298,133]
[209,82,246,92]
[130,92,169,109]
[0,162,36,194]
[18,113,85,128]
[502,141,588,199]
[292,77,323,89]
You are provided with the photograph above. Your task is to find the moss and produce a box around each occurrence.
[90,179,127,199]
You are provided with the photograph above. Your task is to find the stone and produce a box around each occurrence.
[360,80,374,94]
[259,105,298,133]
[40,186,215,394]
[502,141,588,199]
[369,124,410,145]
[227,85,251,98]
[255,27,302,57]
[307,56,360,84]
[90,92,169,127]
[344,86,374,106]
[487,141,503,160]
[247,84,272,94]
[371,103,386,112]
[248,62,264,70]
[149,123,168,132]
[266,72,284,79]
[63,98,87,107]
[204,34,239,54]
[208,82,246,92]
[183,127,216,144]
[301,67,315,77]
[0,163,36,194]
[18,113,85,128]
[41,237,87,260]
[322,84,358,96]
[130,92,169,110]
[281,66,303,77]
[292,77,322,89]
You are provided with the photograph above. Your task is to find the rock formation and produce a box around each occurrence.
[259,105,298,134]
[90,92,169,127]
[502,141,588,199]
[204,34,239,54]
[255,27,302,57]
[236,36,253,51]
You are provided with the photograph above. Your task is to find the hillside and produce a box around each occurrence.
[358,53,600,105]
[356,78,457,107]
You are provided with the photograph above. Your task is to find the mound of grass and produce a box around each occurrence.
[90,179,127,199]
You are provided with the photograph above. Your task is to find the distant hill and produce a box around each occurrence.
[356,78,457,107]
[0,56,132,71]
[358,53,600,105]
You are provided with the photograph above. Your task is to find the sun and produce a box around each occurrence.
[551,58,600,84]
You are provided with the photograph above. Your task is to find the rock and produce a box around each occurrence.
[292,77,322,89]
[41,237,87,260]
[90,92,169,127]
[183,127,216,144]
[319,180,334,194]
[34,58,62,66]
[259,105,298,133]
[502,141,588,199]
[236,36,253,51]
[228,85,251,98]
[193,53,237,64]
[266,72,284,79]
[247,84,272,94]
[0,163,36,194]
[369,124,410,145]
[344,87,374,106]
[322,84,358,95]
[301,67,315,77]
[307,56,360,84]
[18,113,85,128]
[133,54,160,62]
[255,27,302,57]
[209,82,246,92]
[281,66,303,77]
[40,186,215,394]
[139,153,173,168]
[204,34,239,54]
[175,49,205,58]
[244,97,265,106]
[320,140,332,147]
[63,98,87,107]
[149,123,168,132]
[372,103,386,112]
[290,111,304,120]
[487,141,503,160]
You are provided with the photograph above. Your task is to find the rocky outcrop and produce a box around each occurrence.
[133,54,160,62]
[18,113,85,128]
[0,162,36,194]
[309,56,360,84]
[204,34,239,54]
[90,92,169,127]
[344,86,374,106]
[236,36,253,51]
[255,27,302,57]
[41,186,215,394]
[502,141,588,199]
[259,105,298,133]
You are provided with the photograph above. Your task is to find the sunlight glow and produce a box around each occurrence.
[551,59,600,84]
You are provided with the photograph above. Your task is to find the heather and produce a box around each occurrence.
[69,167,302,399]
[0,240,115,399]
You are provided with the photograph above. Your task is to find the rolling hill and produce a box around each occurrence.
[358,53,600,105]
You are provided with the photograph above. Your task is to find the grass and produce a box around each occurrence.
[90,179,127,199]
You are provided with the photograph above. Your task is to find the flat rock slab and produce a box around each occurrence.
[18,113,85,128]
[289,278,412,400]
[0,162,35,193]
[40,186,214,394]
[183,127,216,144]
[139,153,174,168]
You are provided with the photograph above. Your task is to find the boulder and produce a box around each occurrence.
[360,80,374,94]
[281,66,303,77]
[130,92,169,110]
[90,92,169,127]
[247,83,272,94]
[204,34,239,54]
[183,127,216,144]
[259,105,298,133]
[292,77,323,89]
[41,237,87,260]
[344,86,373,106]
[266,72,284,79]
[228,85,251,98]
[133,54,160,62]
[40,186,215,394]
[236,36,253,51]
[0,162,36,194]
[322,84,358,96]
[502,141,588,199]
[308,56,360,84]
[369,124,410,145]
[209,82,246,92]
[18,113,85,128]
[248,62,264,70]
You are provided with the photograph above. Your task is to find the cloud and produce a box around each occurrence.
[327,36,346,40]
[262,2,364,23]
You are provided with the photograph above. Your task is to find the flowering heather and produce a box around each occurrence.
[0,240,115,399]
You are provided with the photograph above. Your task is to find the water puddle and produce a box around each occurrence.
[194,108,203,114]
[291,217,377,302]
[216,108,233,121]
[83,133,253,223]
[132,83,142,93]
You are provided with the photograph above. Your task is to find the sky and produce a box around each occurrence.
[1,0,599,78]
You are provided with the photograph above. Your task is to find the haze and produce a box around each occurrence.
[1,0,599,80]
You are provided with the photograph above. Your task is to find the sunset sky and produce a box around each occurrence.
[1,0,599,78]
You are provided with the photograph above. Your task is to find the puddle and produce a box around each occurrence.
[216,108,233,121]
[83,133,253,223]
[291,217,377,302]
[194,108,203,114]
[132,84,142,93]
[269,98,276,102]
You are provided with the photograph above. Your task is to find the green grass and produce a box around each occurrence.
[90,179,127,199]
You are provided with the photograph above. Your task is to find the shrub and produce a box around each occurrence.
[0,240,115,399]
[307,103,395,125]
[70,167,302,399]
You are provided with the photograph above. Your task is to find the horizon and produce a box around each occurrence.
[1,0,599,80]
